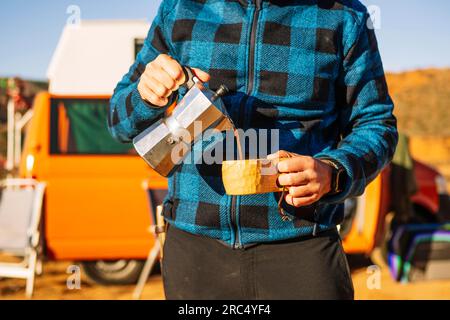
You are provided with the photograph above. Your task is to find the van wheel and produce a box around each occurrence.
[81,260,146,285]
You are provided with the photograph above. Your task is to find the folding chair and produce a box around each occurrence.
[133,182,167,300]
[0,179,46,298]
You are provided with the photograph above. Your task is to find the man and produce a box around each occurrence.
[109,0,398,300]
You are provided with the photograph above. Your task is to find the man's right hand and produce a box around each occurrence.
[137,54,210,107]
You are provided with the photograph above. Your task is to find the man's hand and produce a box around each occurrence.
[268,151,334,208]
[137,54,210,107]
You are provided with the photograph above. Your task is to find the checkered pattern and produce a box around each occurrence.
[109,0,398,247]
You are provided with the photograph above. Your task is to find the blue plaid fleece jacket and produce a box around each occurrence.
[109,0,398,248]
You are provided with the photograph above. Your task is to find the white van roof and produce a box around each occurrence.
[47,20,150,96]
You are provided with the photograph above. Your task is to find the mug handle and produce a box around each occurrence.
[271,156,294,222]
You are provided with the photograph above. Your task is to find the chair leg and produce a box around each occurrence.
[133,241,161,300]
[36,257,43,276]
[26,250,37,299]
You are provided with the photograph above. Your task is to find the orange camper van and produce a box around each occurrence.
[18,20,169,284]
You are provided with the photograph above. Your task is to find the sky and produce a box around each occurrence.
[0,0,449,80]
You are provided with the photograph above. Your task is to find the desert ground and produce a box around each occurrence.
[1,249,449,300]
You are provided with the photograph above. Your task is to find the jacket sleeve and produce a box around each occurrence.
[108,2,176,143]
[315,13,399,204]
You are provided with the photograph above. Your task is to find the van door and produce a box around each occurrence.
[44,97,167,261]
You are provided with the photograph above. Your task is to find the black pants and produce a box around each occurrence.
[162,225,354,300]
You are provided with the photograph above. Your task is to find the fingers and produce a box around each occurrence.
[287,183,320,198]
[142,73,172,98]
[138,54,181,107]
[138,54,211,107]
[151,66,178,92]
[137,82,169,106]
[192,68,211,83]
[272,154,333,209]
[267,150,294,161]
[278,172,309,187]
[278,171,321,208]
[285,193,319,208]
[277,156,316,174]
[278,169,318,187]
[156,54,185,86]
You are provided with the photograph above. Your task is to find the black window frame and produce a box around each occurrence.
[49,97,134,156]
[134,38,145,58]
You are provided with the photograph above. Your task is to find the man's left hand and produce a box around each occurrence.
[268,151,333,208]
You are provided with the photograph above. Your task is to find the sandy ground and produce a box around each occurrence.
[1,249,450,300]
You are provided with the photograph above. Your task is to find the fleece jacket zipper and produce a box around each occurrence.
[230,0,262,250]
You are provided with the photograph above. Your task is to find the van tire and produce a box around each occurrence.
[81,260,147,285]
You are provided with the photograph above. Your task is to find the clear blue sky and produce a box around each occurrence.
[0,0,449,80]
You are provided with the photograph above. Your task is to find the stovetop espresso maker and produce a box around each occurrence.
[133,67,233,177]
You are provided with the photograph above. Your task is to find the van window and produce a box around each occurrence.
[50,99,134,155]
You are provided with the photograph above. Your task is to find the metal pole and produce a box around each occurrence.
[14,109,34,168]
[133,241,160,300]
[6,98,15,173]
[133,204,164,300]
[14,113,21,168]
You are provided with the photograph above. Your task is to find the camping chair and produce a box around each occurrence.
[0,179,46,298]
[133,182,167,300]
